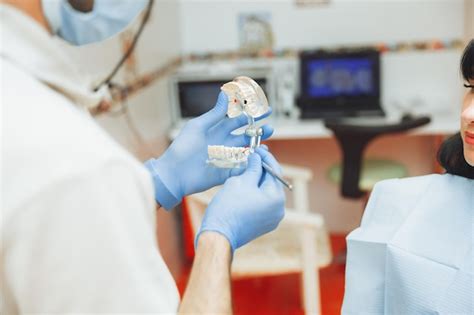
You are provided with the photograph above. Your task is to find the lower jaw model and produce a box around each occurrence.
[207,145,250,168]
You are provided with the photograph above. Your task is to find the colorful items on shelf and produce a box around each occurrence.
[185,39,465,62]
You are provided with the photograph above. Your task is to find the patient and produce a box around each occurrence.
[342,40,473,314]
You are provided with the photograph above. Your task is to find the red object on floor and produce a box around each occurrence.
[176,234,347,315]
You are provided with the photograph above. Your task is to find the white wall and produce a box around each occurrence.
[179,0,464,53]
[177,0,465,113]
[466,0,474,40]
[381,50,463,118]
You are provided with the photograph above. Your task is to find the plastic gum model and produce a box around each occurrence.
[207,76,270,168]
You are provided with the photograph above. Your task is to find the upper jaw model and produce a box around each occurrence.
[207,76,270,169]
[222,76,269,119]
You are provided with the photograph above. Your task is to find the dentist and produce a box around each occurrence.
[1,0,285,314]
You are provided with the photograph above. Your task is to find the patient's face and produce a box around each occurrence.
[461,79,474,166]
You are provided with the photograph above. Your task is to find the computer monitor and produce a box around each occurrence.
[297,49,383,119]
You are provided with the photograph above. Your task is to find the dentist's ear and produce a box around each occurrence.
[68,0,94,12]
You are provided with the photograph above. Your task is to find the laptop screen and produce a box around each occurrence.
[306,58,375,98]
[298,49,382,118]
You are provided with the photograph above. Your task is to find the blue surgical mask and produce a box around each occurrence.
[42,0,148,46]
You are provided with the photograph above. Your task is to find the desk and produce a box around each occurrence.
[169,114,460,140]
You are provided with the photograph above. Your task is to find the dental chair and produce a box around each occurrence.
[183,164,332,315]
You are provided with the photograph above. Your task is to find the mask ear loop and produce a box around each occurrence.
[93,0,154,93]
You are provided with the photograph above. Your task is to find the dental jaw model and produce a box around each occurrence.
[208,77,294,191]
[207,76,270,168]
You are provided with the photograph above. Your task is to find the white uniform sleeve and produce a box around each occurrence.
[2,159,180,313]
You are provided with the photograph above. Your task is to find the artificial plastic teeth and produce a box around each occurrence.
[208,145,250,162]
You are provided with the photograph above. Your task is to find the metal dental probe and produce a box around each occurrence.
[245,126,293,191]
[262,161,293,191]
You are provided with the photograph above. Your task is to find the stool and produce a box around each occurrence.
[328,159,408,193]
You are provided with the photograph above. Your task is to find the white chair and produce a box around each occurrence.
[185,163,332,315]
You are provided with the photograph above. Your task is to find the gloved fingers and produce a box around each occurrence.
[215,107,273,134]
[255,147,282,175]
[256,148,284,192]
[224,124,274,147]
[241,152,263,185]
[210,166,245,187]
[259,124,274,141]
[193,92,228,130]
[229,166,246,177]
[214,113,248,134]
[256,145,269,187]
[222,165,246,180]
[260,170,284,193]
[255,106,273,120]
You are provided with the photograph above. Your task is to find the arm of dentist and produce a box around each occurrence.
[178,149,285,314]
[179,232,232,314]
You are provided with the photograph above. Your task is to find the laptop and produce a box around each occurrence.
[297,49,385,119]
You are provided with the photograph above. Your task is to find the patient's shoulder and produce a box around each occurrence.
[359,174,450,228]
[373,173,471,195]
[369,174,439,204]
[373,173,439,190]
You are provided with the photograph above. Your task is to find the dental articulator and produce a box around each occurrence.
[207,76,293,191]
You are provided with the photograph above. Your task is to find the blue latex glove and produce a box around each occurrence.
[145,92,274,210]
[196,148,286,252]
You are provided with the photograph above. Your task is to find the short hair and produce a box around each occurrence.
[437,40,474,179]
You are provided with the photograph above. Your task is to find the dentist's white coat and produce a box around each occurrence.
[1,5,179,313]
[342,174,473,314]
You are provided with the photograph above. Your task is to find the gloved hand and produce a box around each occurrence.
[145,92,274,210]
[196,148,286,252]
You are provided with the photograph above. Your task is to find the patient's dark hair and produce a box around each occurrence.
[437,39,474,179]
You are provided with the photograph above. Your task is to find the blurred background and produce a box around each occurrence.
[68,0,473,313]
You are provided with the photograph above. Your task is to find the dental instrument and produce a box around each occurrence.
[262,161,293,191]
